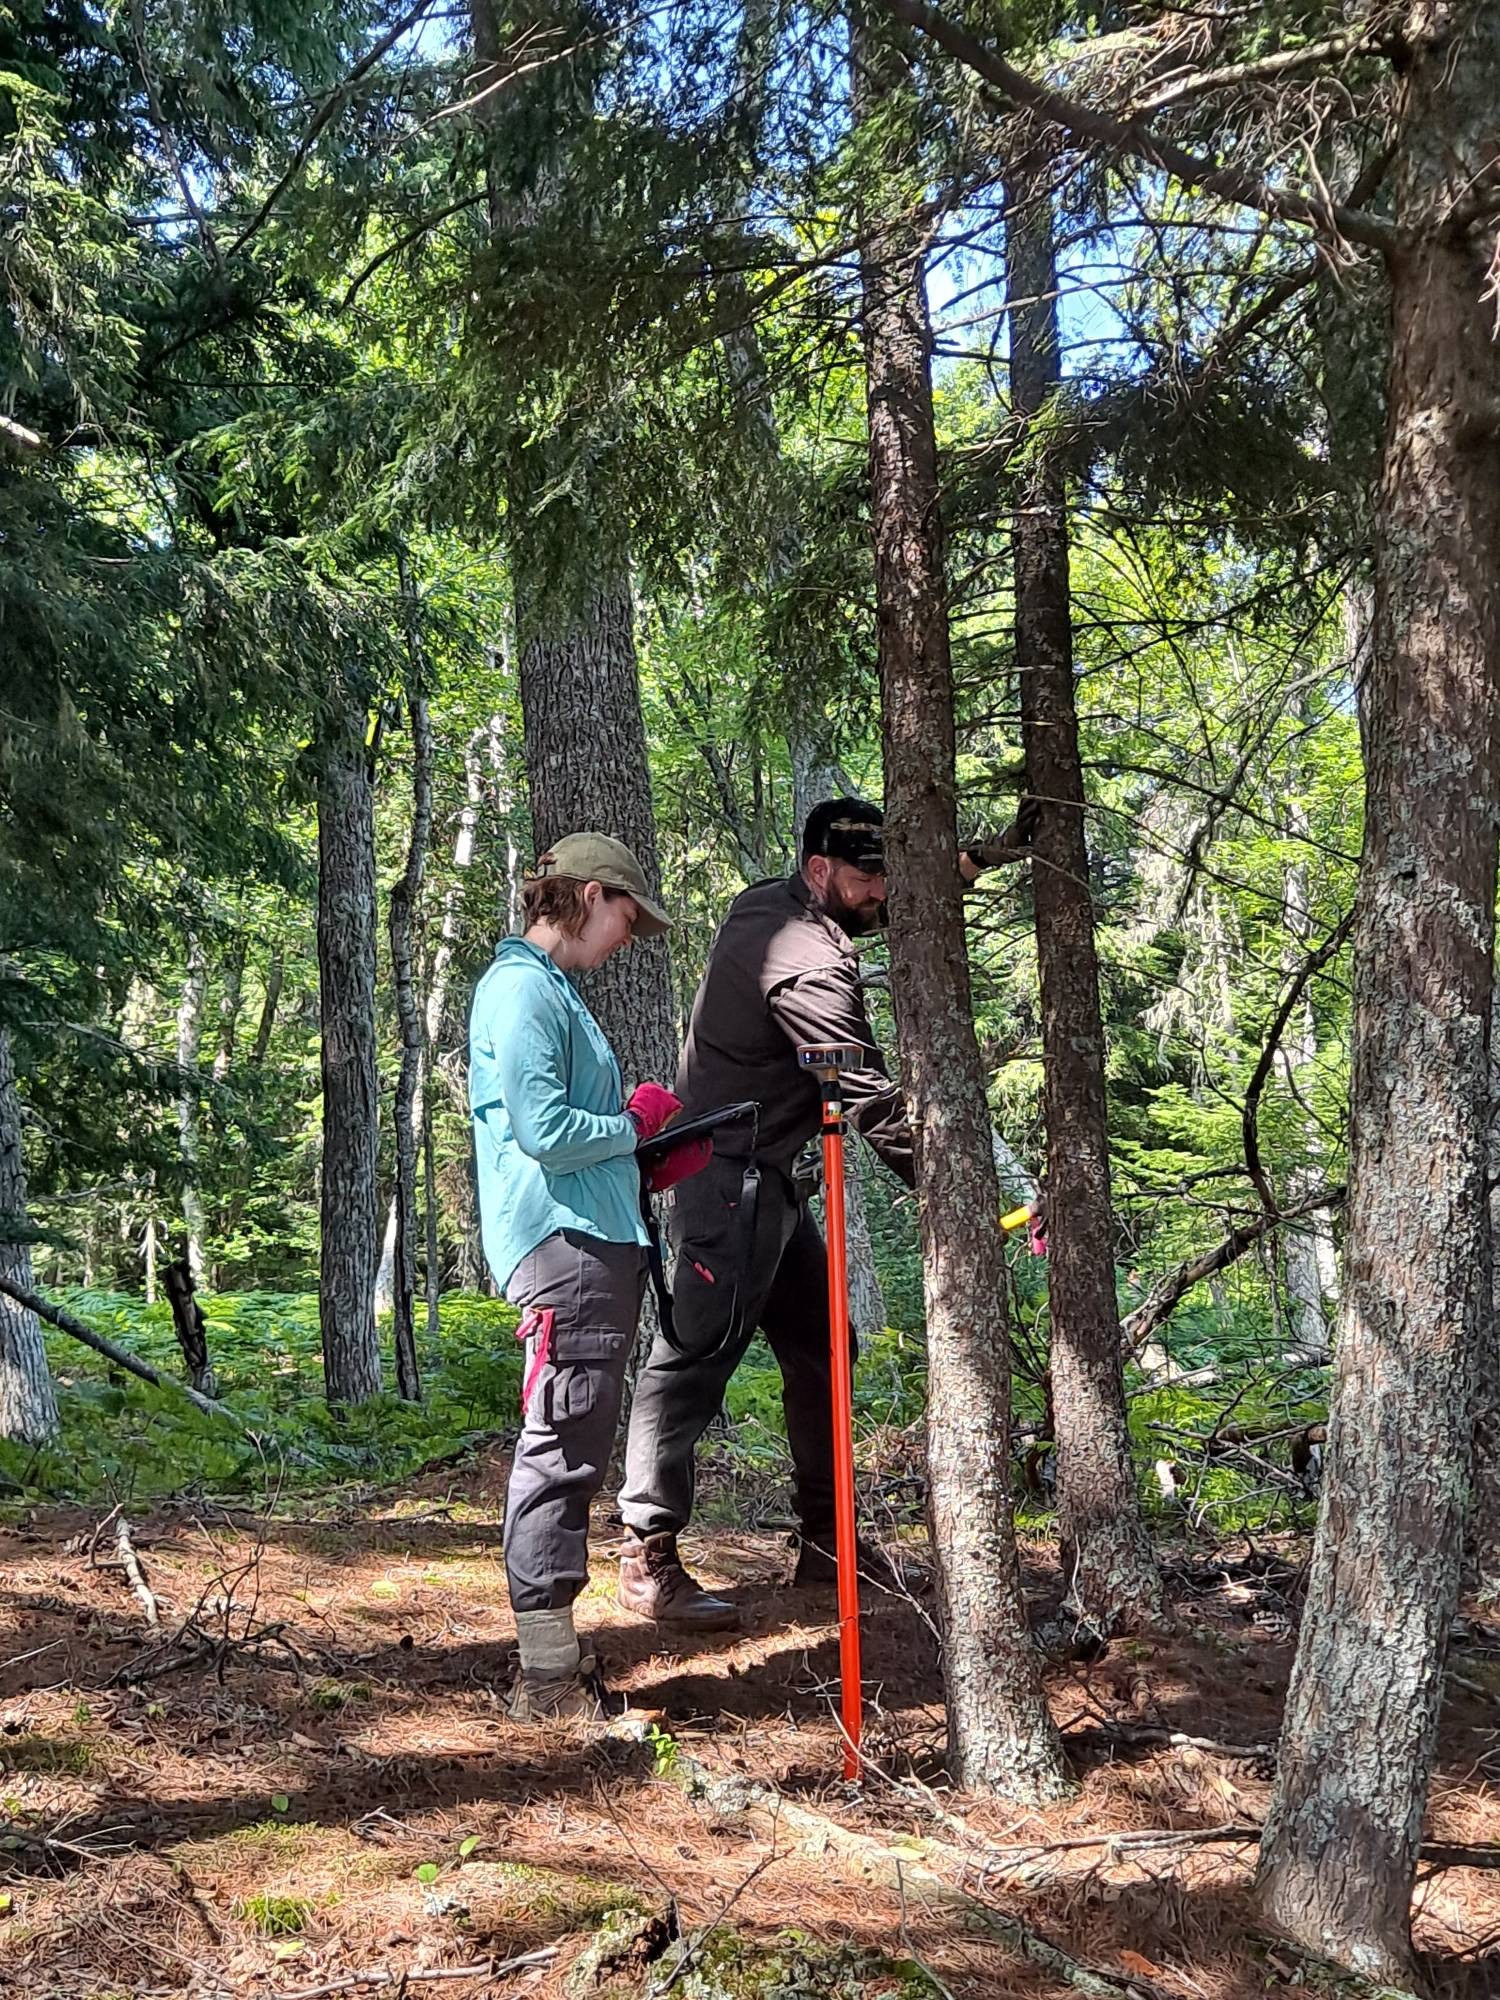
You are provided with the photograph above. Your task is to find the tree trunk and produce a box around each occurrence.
[387,591,433,1404]
[1004,139,1163,1633]
[0,1030,59,1443]
[1256,8,1500,1980]
[175,934,208,1285]
[142,1196,157,1307]
[212,938,246,1084]
[250,949,284,1066]
[423,1087,442,1337]
[856,41,1069,1801]
[316,679,383,1408]
[515,578,677,1091]
[1474,1170,1500,1606]
[1277,780,1339,1361]
[162,1256,216,1397]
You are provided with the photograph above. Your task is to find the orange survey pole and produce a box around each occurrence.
[800,1045,864,1781]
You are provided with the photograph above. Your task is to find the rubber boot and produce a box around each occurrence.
[616,1530,740,1632]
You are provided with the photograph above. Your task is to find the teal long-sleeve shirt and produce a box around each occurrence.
[469,936,646,1294]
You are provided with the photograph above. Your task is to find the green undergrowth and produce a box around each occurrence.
[573,1918,943,2000]
[0,1273,1326,1536]
[0,1290,523,1506]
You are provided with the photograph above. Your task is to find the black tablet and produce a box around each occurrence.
[634,1099,760,1166]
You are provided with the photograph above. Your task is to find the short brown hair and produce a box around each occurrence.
[522,875,591,936]
[521,877,633,938]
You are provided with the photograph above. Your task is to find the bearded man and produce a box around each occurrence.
[616,797,1029,1628]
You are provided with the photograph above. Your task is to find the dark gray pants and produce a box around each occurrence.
[503,1230,646,1614]
[619,1155,851,1539]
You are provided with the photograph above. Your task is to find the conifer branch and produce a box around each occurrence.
[874,0,1403,253]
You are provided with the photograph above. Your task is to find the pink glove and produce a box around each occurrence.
[626,1081,682,1141]
[643,1136,713,1195]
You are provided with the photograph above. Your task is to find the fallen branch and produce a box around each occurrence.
[983,1822,1261,1865]
[981,1822,1500,1871]
[0,1273,241,1427]
[279,1947,558,1999]
[112,1514,159,1627]
[0,1819,105,1867]
[1070,1724,1274,1763]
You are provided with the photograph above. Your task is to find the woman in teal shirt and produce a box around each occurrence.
[470,832,681,1720]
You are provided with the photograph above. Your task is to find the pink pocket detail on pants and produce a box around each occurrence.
[516,1306,556,1416]
[690,1259,715,1284]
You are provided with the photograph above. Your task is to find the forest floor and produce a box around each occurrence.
[0,1440,1497,2000]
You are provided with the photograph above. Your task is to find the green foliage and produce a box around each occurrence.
[0,1292,522,1503]
[233,1893,314,1937]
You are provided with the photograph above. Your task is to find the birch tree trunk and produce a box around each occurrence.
[856,34,1068,1800]
[1004,139,1162,1632]
[316,679,383,1408]
[387,664,433,1405]
[1278,788,1338,1362]
[1257,9,1500,1977]
[175,935,208,1284]
[212,938,245,1085]
[0,1030,59,1443]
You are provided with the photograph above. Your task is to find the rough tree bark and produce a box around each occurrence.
[0,1030,59,1443]
[856,29,1068,1800]
[387,614,433,1404]
[1256,6,1500,1980]
[175,934,208,1284]
[1004,137,1163,1631]
[316,678,383,1408]
[1475,1022,1500,1605]
[162,1256,216,1398]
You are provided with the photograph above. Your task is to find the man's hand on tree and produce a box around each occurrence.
[960,796,1040,880]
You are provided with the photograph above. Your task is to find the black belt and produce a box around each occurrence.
[636,1101,760,1358]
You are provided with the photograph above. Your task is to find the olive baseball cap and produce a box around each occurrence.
[525,832,672,937]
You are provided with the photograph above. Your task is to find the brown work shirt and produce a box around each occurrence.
[675,874,916,1186]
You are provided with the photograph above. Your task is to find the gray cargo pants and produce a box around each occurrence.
[619,1154,853,1540]
[503,1229,647,1614]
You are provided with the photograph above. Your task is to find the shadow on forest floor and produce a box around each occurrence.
[0,1445,1495,1999]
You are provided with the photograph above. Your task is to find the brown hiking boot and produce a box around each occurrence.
[616,1531,741,1632]
[506,1651,614,1723]
[792,1528,926,1594]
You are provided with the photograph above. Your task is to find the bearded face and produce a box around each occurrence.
[807,857,888,936]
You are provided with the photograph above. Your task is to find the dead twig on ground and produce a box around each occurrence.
[278,1947,558,1999]
[0,1818,108,1868]
[112,1514,160,1627]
